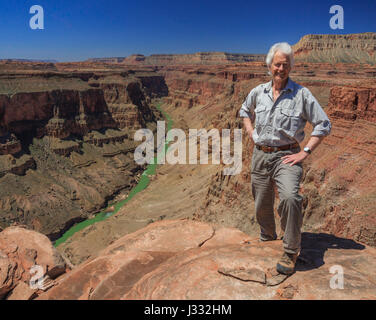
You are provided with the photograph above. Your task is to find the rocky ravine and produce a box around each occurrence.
[0,65,168,240]
[1,35,376,244]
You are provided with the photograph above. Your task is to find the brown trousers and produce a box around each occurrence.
[251,146,303,254]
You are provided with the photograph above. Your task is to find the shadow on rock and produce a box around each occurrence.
[296,232,365,272]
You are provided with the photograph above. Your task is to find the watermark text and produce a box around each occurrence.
[29,5,44,30]
[134,121,242,175]
[329,5,344,30]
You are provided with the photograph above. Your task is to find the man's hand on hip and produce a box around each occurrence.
[281,151,308,166]
[282,135,325,165]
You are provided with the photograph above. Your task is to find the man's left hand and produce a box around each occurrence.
[281,151,308,166]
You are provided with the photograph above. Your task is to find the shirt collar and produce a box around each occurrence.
[264,77,294,93]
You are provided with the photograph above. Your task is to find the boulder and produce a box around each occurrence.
[0,226,68,299]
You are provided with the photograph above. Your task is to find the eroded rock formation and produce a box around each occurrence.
[0,65,168,239]
[293,33,376,64]
[0,226,68,300]
[88,52,266,65]
[37,220,376,300]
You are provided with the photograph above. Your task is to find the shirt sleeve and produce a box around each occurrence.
[302,88,332,137]
[239,88,257,120]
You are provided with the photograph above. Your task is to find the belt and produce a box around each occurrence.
[255,142,300,153]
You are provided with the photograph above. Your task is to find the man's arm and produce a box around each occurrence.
[243,117,254,140]
[282,88,331,166]
[304,135,325,152]
[239,87,257,140]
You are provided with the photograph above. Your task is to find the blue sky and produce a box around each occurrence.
[0,0,375,61]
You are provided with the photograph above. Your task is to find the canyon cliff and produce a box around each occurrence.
[0,64,168,240]
[293,32,376,64]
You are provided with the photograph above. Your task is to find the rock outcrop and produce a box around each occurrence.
[328,86,376,122]
[37,220,376,300]
[0,226,68,300]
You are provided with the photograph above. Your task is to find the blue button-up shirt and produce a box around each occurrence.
[239,78,331,146]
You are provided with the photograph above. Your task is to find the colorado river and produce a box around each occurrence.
[54,103,173,247]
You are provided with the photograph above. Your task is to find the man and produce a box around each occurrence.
[239,42,331,275]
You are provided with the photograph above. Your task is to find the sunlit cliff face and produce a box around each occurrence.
[270,51,291,84]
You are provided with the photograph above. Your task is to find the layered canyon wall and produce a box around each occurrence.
[88,52,266,65]
[0,65,168,240]
[293,32,376,64]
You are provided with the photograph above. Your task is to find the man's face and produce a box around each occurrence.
[270,51,291,82]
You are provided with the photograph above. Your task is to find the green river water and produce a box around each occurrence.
[54,103,173,247]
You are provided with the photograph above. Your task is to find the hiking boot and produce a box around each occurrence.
[259,234,277,242]
[276,252,298,275]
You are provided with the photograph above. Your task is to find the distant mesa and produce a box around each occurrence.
[86,32,376,66]
[292,32,376,64]
[0,58,58,63]
[86,57,127,63]
[2,32,375,65]
[86,52,266,65]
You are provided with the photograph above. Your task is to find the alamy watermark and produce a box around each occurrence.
[329,5,344,30]
[29,5,44,30]
[134,121,242,175]
[329,264,344,289]
[29,264,54,290]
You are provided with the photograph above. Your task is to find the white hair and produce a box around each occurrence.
[266,42,294,68]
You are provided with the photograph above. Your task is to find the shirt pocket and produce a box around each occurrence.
[279,104,302,133]
[254,105,268,127]
[280,103,301,117]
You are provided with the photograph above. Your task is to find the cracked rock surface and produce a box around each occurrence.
[37,219,376,300]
